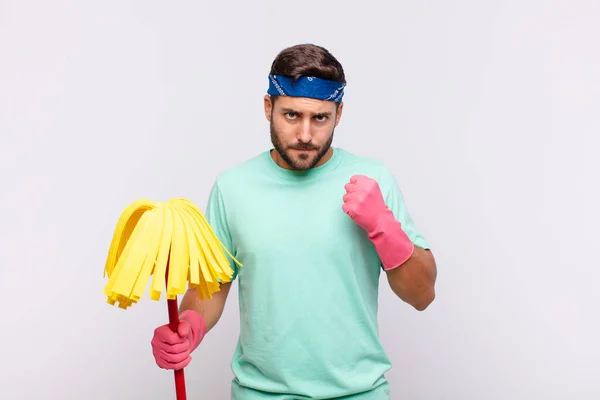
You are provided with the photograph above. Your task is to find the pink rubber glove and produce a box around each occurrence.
[342,174,414,270]
[151,309,206,370]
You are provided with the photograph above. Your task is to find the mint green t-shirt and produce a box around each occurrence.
[204,148,429,400]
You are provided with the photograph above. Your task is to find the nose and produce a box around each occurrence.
[297,119,313,143]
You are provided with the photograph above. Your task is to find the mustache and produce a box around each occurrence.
[288,143,320,150]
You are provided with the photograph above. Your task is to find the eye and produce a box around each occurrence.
[285,112,297,120]
[314,115,328,122]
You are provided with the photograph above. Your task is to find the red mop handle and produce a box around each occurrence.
[168,298,187,400]
[166,262,187,400]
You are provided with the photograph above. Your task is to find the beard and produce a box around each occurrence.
[270,122,334,171]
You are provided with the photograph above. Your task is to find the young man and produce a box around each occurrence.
[151,43,437,399]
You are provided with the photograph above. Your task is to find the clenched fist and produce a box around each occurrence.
[151,310,206,370]
[342,174,414,270]
[342,174,389,233]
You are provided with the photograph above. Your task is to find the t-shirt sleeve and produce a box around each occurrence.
[377,164,430,250]
[204,180,240,281]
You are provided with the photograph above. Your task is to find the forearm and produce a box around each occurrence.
[365,209,436,310]
[385,246,437,310]
[179,281,231,333]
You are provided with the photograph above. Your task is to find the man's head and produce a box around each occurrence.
[264,44,346,171]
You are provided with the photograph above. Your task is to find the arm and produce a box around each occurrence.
[178,179,240,331]
[385,246,437,311]
[342,167,436,311]
[179,281,232,333]
[363,207,437,311]
[150,282,232,370]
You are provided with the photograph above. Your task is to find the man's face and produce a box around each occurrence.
[265,95,343,170]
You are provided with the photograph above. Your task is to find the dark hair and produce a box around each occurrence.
[269,43,346,84]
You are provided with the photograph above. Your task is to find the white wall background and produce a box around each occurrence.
[1,0,599,399]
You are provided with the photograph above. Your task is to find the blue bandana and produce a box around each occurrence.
[267,74,346,103]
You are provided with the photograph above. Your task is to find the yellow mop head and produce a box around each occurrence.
[102,198,242,310]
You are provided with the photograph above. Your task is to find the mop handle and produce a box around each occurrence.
[166,264,187,400]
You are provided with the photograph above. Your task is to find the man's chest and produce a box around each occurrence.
[226,180,367,260]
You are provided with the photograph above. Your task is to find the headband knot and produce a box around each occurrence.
[267,74,345,103]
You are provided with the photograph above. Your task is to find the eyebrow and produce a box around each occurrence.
[280,107,332,117]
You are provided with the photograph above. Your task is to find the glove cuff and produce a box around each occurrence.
[367,211,415,270]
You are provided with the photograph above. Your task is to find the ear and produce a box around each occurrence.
[334,102,344,127]
[264,95,273,121]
